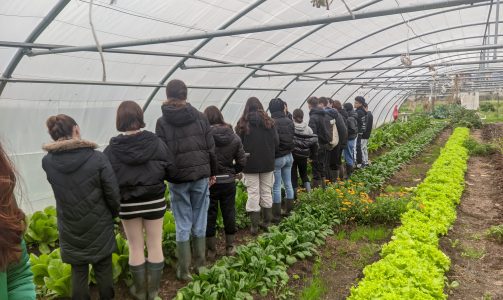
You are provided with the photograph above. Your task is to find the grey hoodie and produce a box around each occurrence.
[294,121,313,135]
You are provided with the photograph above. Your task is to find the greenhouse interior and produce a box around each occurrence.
[0,0,502,299]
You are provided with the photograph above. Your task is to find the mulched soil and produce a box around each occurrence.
[258,127,452,300]
[439,124,503,300]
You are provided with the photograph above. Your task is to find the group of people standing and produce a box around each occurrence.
[0,79,374,300]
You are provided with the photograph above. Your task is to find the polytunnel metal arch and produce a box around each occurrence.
[263,1,495,111]
[0,0,70,96]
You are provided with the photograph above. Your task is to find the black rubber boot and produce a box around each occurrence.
[129,263,147,300]
[206,236,216,260]
[260,207,272,231]
[225,234,236,256]
[146,261,163,300]
[193,237,206,274]
[272,203,282,223]
[285,199,294,216]
[346,164,354,179]
[321,177,327,190]
[176,241,191,281]
[249,212,260,236]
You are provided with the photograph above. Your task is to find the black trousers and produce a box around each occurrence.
[71,255,114,300]
[356,136,363,165]
[291,156,309,189]
[326,144,344,181]
[206,182,237,237]
[312,147,327,180]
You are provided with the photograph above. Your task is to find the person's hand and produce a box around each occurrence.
[209,176,217,187]
[235,173,243,180]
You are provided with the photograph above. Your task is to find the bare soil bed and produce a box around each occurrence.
[440,124,503,300]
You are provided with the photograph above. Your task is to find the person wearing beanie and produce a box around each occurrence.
[343,103,359,178]
[354,96,368,168]
[268,98,295,222]
[361,103,373,167]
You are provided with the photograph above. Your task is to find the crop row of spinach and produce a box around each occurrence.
[348,127,470,299]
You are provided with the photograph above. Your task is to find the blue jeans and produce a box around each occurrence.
[344,139,356,167]
[169,178,210,242]
[273,153,294,203]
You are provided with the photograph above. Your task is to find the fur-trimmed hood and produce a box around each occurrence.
[42,139,99,174]
[43,139,98,153]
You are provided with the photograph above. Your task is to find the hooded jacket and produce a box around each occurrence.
[271,111,295,158]
[293,122,318,159]
[210,125,247,183]
[42,139,120,265]
[325,108,348,147]
[156,103,217,183]
[238,112,279,173]
[356,106,367,134]
[345,109,359,140]
[104,130,172,207]
[362,110,374,139]
[308,107,331,145]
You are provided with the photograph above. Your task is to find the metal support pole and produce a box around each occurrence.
[183,44,503,69]
[0,0,70,96]
[0,77,285,91]
[28,0,491,56]
[495,0,501,59]
[254,58,503,77]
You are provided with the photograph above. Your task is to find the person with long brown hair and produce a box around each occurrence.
[104,101,171,300]
[203,106,246,258]
[0,143,35,300]
[235,97,279,235]
[42,114,120,300]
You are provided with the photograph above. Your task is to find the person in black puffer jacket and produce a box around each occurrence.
[343,103,359,178]
[236,97,279,235]
[354,96,368,167]
[307,97,331,189]
[319,97,348,182]
[155,79,217,281]
[291,109,318,197]
[361,103,374,167]
[269,98,295,222]
[104,101,171,300]
[42,114,120,300]
[203,106,246,259]
[332,100,349,179]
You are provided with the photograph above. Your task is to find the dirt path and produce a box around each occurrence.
[440,125,503,300]
[265,128,452,300]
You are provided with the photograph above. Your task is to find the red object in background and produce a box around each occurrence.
[393,105,399,121]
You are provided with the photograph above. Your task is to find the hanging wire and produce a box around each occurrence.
[89,0,107,82]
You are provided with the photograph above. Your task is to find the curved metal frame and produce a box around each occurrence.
[218,1,492,114]
[0,0,70,96]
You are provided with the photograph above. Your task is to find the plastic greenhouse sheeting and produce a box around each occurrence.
[0,0,500,212]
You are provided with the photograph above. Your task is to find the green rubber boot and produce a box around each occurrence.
[146,261,164,300]
[193,237,206,274]
[129,263,147,300]
[176,241,191,281]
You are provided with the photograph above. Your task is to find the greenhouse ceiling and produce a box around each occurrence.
[1,0,502,210]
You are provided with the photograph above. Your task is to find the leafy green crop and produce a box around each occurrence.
[368,116,432,153]
[348,127,470,300]
[25,206,59,254]
[30,248,72,298]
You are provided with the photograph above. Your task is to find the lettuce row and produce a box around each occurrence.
[348,127,470,300]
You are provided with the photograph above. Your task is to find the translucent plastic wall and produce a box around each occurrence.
[0,0,500,211]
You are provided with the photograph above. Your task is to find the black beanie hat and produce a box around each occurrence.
[355,96,366,105]
[269,98,285,113]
